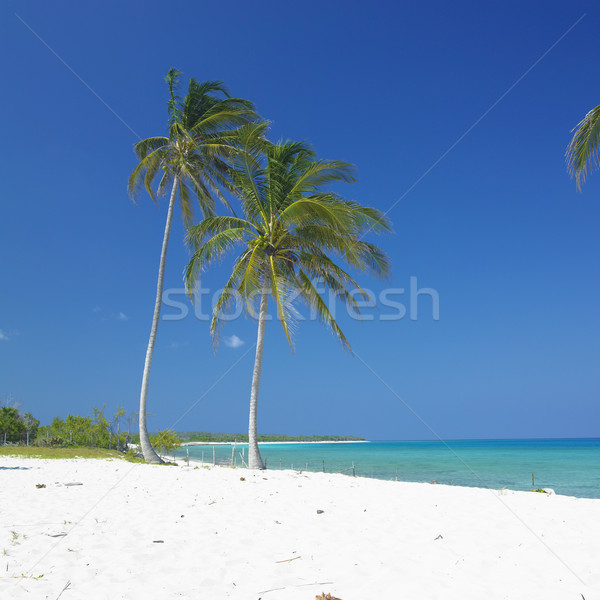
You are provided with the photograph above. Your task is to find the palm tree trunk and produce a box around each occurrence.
[248,273,269,469]
[138,175,179,463]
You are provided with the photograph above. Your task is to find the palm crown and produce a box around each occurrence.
[128,68,257,221]
[185,128,392,351]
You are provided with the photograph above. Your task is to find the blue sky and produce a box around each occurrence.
[1,0,598,440]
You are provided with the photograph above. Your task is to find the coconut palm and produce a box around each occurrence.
[128,69,257,462]
[566,104,600,190]
[185,131,391,468]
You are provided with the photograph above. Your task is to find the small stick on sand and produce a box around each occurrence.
[275,555,301,563]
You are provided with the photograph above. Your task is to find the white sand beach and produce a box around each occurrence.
[1,456,599,600]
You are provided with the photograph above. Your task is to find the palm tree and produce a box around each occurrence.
[128,70,257,462]
[566,105,600,190]
[185,131,391,468]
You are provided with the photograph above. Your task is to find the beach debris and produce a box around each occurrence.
[48,533,67,538]
[429,480,438,485]
[240,477,246,481]
[434,534,443,540]
[64,482,83,487]
[316,509,324,514]
[153,540,164,543]
[36,484,46,489]
[316,593,342,600]
[275,555,301,563]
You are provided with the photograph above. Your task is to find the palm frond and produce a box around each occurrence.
[165,68,183,126]
[133,136,170,160]
[209,254,251,346]
[268,256,296,349]
[566,104,600,190]
[295,269,351,352]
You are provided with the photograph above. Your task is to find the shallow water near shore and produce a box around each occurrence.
[176,437,600,498]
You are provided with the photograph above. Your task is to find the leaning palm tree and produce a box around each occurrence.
[185,130,391,468]
[566,104,600,190]
[128,70,257,462]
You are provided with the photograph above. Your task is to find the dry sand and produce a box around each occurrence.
[1,456,599,599]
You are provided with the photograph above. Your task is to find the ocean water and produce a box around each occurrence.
[175,438,600,499]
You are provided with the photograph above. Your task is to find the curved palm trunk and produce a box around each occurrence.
[138,175,179,464]
[248,274,269,469]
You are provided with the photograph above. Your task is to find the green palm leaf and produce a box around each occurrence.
[566,104,600,190]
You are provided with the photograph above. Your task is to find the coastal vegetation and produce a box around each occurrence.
[0,404,131,452]
[1,400,359,455]
[0,405,39,445]
[150,429,181,456]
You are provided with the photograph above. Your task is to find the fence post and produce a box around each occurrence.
[264,457,267,470]
[280,458,282,470]
[352,462,355,477]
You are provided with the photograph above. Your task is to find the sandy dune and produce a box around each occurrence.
[1,456,598,599]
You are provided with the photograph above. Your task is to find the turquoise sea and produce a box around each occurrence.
[176,438,600,499]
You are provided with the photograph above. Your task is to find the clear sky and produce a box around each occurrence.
[1,0,598,440]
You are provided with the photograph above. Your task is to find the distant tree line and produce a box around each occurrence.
[179,432,366,443]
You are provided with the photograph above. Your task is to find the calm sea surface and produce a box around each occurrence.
[175,438,600,499]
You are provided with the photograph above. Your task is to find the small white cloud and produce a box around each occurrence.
[92,306,102,313]
[224,334,245,349]
[117,312,129,321]
[0,330,8,341]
